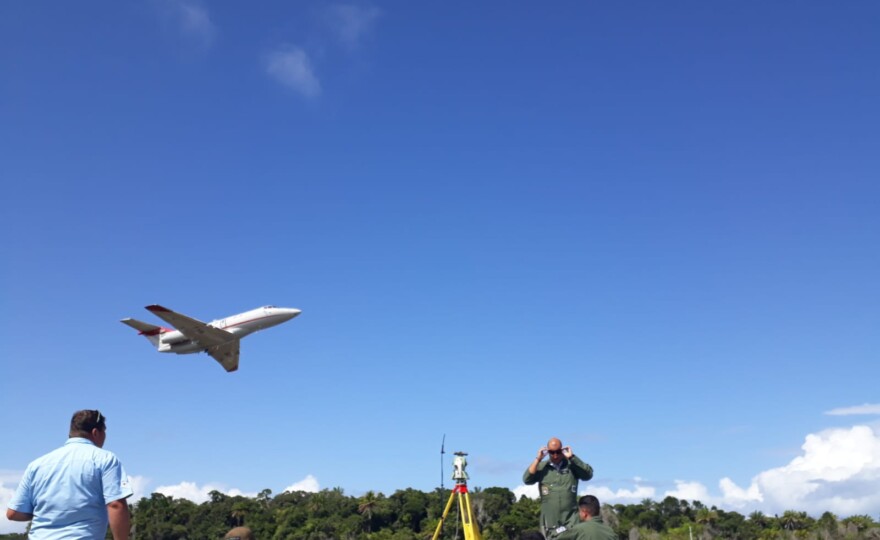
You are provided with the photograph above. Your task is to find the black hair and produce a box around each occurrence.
[578,495,601,518]
[70,409,106,437]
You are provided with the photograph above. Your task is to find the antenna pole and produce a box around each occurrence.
[440,434,446,490]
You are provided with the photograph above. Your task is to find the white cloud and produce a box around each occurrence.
[128,475,152,502]
[663,480,711,503]
[153,476,319,500]
[611,424,880,516]
[587,480,657,504]
[825,403,880,416]
[176,2,216,48]
[0,471,26,535]
[581,478,753,511]
[512,483,538,500]
[156,0,217,51]
[283,474,320,493]
[719,477,762,506]
[325,4,380,50]
[723,425,880,515]
[265,47,321,98]
[154,481,256,503]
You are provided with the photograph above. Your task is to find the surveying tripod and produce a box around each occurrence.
[432,452,481,540]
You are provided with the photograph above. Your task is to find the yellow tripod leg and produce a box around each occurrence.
[432,490,459,540]
[459,491,481,540]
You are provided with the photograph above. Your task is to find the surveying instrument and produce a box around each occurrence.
[432,451,481,540]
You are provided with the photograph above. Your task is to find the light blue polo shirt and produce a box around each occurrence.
[8,437,133,540]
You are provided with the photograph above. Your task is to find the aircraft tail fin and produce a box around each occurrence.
[121,318,167,347]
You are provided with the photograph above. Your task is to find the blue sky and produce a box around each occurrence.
[2,1,880,533]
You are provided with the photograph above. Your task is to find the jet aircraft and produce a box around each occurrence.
[121,305,301,372]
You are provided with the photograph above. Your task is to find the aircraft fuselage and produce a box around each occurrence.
[157,306,300,354]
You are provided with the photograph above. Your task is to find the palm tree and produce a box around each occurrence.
[780,510,807,531]
[841,514,875,533]
[695,508,718,527]
[230,501,250,526]
[695,507,719,538]
[358,490,379,532]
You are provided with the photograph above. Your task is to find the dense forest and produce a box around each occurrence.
[1,487,878,539]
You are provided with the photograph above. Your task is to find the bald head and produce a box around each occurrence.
[548,437,563,463]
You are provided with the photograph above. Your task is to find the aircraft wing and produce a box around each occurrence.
[207,340,240,372]
[145,305,233,347]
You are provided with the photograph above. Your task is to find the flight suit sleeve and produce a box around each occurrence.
[555,528,579,540]
[523,462,543,484]
[568,455,593,481]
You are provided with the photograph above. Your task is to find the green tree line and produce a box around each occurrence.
[1,489,878,539]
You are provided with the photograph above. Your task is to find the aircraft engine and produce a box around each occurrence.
[160,330,188,344]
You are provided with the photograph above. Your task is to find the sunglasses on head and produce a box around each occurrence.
[91,410,104,431]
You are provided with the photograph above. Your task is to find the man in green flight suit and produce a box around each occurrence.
[555,495,616,540]
[523,437,594,537]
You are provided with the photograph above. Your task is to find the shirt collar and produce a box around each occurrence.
[65,437,97,446]
[549,458,567,471]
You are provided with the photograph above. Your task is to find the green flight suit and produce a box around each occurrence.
[555,517,616,540]
[522,455,594,533]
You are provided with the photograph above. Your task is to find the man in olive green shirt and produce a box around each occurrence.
[555,495,616,540]
[523,438,594,536]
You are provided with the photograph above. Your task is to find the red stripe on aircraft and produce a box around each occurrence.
[139,327,172,336]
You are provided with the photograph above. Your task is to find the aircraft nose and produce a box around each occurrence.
[285,308,302,320]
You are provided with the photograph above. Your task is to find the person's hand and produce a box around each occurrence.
[562,446,573,459]
[536,447,548,461]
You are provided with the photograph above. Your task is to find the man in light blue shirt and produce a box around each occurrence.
[6,410,133,539]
